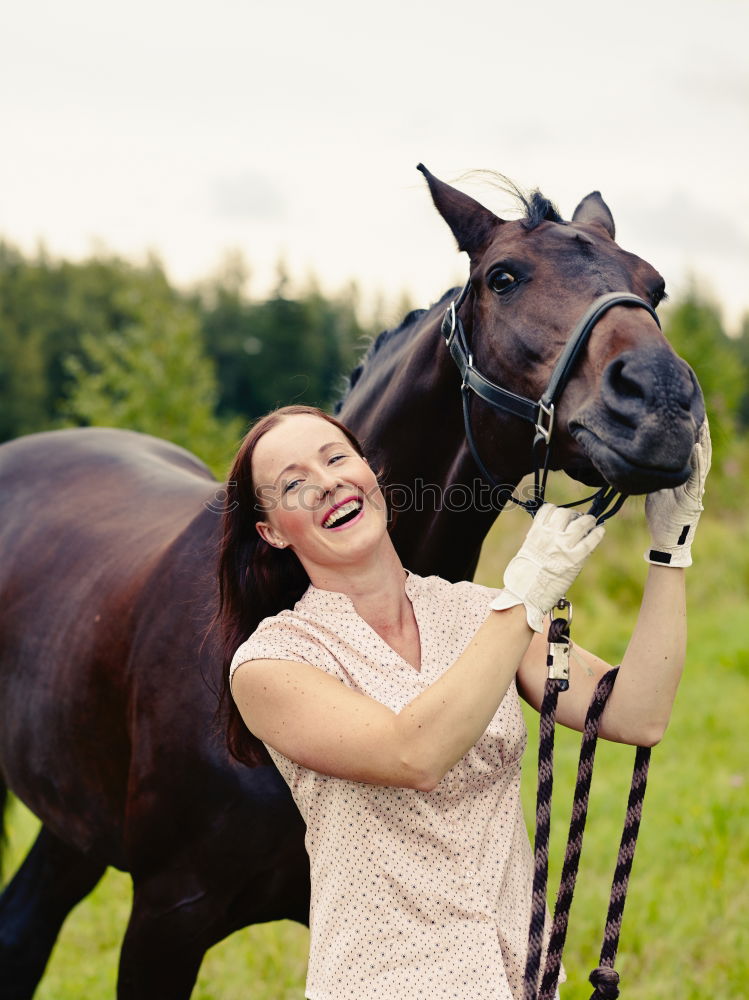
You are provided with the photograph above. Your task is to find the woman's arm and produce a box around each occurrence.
[231,603,531,792]
[516,564,686,746]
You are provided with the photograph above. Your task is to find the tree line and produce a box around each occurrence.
[1,238,747,480]
[0,242,386,474]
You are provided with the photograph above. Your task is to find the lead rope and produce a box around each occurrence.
[523,620,652,1000]
[536,668,619,999]
[523,612,571,1000]
[586,745,651,1000]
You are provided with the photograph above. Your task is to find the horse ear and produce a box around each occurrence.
[571,191,616,239]
[417,163,500,254]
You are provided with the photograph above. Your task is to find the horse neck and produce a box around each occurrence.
[339,307,526,582]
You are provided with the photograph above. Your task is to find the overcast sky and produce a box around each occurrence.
[2,0,747,329]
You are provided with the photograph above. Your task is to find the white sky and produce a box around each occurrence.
[2,0,748,330]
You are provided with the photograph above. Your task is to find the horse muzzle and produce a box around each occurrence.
[568,346,705,494]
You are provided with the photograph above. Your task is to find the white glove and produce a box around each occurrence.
[490,504,605,632]
[644,419,711,568]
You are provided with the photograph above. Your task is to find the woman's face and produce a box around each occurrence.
[251,414,388,572]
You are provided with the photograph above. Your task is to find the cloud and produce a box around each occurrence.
[212,169,285,221]
[627,190,749,259]
[677,61,749,111]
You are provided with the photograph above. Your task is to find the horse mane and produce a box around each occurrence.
[335,288,459,413]
[521,190,564,230]
[458,169,564,230]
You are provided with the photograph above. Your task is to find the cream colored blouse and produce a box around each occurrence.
[230,572,560,1000]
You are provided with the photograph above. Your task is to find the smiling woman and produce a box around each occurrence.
[213,403,710,1000]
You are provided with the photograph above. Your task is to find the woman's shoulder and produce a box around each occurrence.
[229,593,334,683]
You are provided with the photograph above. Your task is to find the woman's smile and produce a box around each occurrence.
[321,495,364,530]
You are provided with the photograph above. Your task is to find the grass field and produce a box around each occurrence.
[3,491,748,998]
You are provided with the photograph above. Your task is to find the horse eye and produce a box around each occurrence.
[488,270,517,294]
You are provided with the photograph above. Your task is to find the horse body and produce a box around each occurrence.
[0,429,311,997]
[0,169,704,998]
[0,431,206,843]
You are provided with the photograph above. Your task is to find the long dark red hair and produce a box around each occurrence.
[215,404,371,766]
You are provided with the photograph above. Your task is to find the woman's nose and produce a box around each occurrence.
[309,465,341,497]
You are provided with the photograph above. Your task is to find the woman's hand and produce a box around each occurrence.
[491,504,605,632]
[645,419,711,567]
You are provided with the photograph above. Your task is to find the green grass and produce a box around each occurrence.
[3,495,748,998]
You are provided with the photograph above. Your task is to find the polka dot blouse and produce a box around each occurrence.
[230,572,562,1000]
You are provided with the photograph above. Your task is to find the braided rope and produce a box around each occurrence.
[537,669,619,1000]
[523,675,562,1000]
[588,745,651,1000]
[524,658,652,1000]
[523,616,569,1000]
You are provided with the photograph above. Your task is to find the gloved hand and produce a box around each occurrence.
[644,419,711,568]
[490,504,605,632]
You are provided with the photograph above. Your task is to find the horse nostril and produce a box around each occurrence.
[600,347,699,429]
[599,355,646,429]
[606,357,646,403]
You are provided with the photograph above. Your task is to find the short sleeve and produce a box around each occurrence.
[229,612,332,688]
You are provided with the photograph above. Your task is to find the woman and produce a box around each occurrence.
[217,403,709,1000]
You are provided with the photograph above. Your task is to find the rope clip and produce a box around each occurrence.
[553,597,572,628]
[546,599,573,691]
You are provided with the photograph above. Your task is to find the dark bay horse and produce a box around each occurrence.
[0,166,703,998]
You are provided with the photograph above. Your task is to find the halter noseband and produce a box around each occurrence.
[441,284,661,522]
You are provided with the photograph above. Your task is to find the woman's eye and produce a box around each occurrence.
[329,453,347,464]
[488,270,517,294]
[283,479,303,494]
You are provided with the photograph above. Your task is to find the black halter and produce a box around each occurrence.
[441,284,661,522]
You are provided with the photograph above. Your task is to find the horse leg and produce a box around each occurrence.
[118,842,310,1000]
[0,825,107,1000]
[117,877,227,1000]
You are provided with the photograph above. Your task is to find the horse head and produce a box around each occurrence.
[418,165,704,495]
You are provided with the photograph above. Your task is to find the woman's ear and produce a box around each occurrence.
[256,520,288,549]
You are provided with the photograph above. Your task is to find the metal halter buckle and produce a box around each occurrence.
[443,301,457,346]
[535,400,555,444]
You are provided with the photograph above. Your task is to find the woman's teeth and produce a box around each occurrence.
[323,499,362,528]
